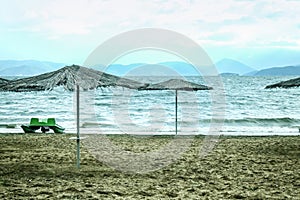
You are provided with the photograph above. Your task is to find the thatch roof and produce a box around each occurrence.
[138,79,212,91]
[0,65,145,92]
[265,77,300,89]
[0,77,8,85]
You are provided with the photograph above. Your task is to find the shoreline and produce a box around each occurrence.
[1,132,300,137]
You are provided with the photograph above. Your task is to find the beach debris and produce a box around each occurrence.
[0,65,145,92]
[265,77,300,89]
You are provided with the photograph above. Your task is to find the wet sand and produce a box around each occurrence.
[0,134,299,199]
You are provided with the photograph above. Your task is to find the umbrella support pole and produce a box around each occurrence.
[76,84,80,169]
[175,90,178,135]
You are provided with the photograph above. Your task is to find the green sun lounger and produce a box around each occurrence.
[21,118,65,133]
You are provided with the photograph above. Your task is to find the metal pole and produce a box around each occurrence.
[175,90,178,135]
[76,84,80,169]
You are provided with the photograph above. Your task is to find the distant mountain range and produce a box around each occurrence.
[215,59,300,76]
[215,58,255,75]
[0,60,65,76]
[95,59,300,76]
[251,65,300,76]
[93,59,256,76]
[92,62,201,76]
[0,59,300,77]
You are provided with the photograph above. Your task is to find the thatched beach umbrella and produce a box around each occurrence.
[265,77,300,89]
[139,79,212,135]
[0,65,145,168]
[0,65,143,92]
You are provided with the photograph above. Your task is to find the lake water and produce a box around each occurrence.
[1,76,300,135]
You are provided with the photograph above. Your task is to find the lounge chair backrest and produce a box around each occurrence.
[30,118,39,125]
[47,118,56,126]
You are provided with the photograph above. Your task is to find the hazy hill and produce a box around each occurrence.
[0,60,65,76]
[156,62,199,76]
[93,61,245,76]
[253,65,300,76]
[92,63,145,76]
[215,58,255,75]
[92,62,201,76]
[2,59,300,77]
[0,65,52,76]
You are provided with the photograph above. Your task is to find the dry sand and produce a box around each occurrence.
[0,134,299,199]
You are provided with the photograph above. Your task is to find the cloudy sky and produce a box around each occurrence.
[1,0,300,69]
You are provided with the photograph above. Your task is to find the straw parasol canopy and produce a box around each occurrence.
[265,77,300,89]
[139,78,212,134]
[139,79,213,91]
[0,65,144,92]
[0,77,8,85]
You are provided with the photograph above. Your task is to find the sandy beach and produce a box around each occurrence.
[0,133,299,199]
